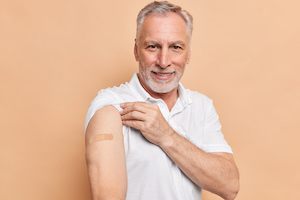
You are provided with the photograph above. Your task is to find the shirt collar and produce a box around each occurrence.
[128,73,193,105]
[128,73,152,102]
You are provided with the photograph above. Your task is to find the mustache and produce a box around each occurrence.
[151,68,175,74]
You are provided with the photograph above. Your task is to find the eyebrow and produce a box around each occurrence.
[143,40,186,47]
[143,40,159,46]
[169,41,186,47]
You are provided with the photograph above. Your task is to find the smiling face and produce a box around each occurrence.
[134,12,191,96]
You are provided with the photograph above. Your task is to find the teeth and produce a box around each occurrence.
[156,72,172,76]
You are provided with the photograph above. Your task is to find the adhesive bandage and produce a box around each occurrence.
[89,134,113,143]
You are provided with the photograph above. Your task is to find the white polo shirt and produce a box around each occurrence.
[85,73,233,200]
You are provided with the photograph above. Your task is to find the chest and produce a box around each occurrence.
[122,105,205,162]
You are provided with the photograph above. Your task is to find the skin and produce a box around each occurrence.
[121,12,240,200]
[86,11,239,200]
[85,106,127,200]
[134,12,191,110]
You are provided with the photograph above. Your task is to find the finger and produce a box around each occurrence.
[136,102,158,109]
[120,101,157,109]
[124,102,160,115]
[121,110,148,121]
[121,119,144,130]
[120,102,148,115]
[120,102,136,109]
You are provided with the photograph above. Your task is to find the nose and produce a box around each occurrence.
[156,48,171,68]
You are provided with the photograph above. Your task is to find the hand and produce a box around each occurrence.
[120,102,174,146]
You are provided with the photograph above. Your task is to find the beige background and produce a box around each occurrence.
[1,0,299,199]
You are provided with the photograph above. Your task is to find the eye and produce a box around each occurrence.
[173,45,183,50]
[146,44,159,52]
[148,45,157,49]
[171,45,183,52]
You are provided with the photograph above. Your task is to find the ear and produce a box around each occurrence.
[134,39,139,61]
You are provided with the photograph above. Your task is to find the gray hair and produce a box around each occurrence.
[136,1,193,45]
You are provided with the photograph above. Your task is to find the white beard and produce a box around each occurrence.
[138,63,184,94]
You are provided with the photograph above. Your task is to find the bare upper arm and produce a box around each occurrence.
[85,105,127,200]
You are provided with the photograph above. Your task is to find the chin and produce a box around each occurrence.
[138,67,183,94]
[147,79,179,94]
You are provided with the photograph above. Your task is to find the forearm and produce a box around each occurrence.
[120,101,239,199]
[159,131,239,200]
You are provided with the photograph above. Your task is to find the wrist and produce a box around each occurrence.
[159,128,176,150]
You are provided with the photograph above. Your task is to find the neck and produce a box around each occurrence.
[139,78,179,111]
[153,89,179,111]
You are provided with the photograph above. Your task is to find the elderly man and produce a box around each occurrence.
[85,1,239,200]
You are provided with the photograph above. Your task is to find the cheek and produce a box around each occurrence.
[174,55,189,67]
[141,53,157,65]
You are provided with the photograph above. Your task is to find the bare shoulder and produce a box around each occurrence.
[86,105,122,137]
[85,105,124,161]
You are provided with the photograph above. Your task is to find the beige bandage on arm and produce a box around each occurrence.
[89,134,113,143]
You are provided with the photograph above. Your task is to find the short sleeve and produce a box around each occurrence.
[202,100,233,154]
[84,90,122,134]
